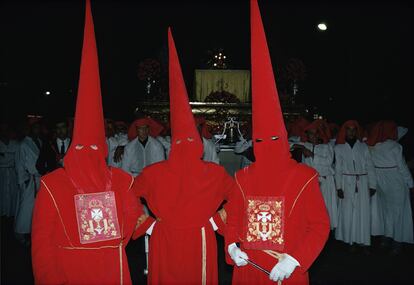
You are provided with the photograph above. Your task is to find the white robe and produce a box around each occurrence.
[156,136,171,158]
[202,137,220,164]
[369,140,413,243]
[107,133,129,168]
[302,142,338,229]
[334,140,377,245]
[14,137,41,234]
[121,136,165,177]
[0,139,19,217]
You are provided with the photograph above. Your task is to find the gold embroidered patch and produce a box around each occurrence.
[244,196,284,250]
[74,191,121,244]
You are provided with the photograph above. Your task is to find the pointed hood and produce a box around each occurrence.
[251,0,292,166]
[168,28,203,162]
[63,0,110,192]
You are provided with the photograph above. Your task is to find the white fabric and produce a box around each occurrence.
[107,133,129,168]
[202,137,220,164]
[228,243,248,266]
[370,140,413,243]
[302,142,338,229]
[0,140,19,217]
[121,136,165,177]
[209,217,218,231]
[146,221,156,235]
[334,140,376,245]
[234,138,253,168]
[14,137,41,234]
[269,254,300,282]
[156,136,171,158]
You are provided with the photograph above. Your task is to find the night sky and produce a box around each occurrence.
[1,0,413,127]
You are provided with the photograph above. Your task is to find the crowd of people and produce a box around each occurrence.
[1,0,413,284]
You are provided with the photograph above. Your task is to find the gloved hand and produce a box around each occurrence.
[209,217,218,231]
[269,254,299,282]
[228,243,248,267]
[337,189,344,199]
[146,221,156,235]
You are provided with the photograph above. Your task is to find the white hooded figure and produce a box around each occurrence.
[334,121,377,246]
[368,121,413,244]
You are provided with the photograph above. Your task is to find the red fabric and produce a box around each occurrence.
[127,117,164,140]
[335,120,363,144]
[31,3,148,285]
[168,28,203,158]
[224,2,330,284]
[63,0,110,193]
[288,117,310,139]
[129,29,243,285]
[251,0,289,160]
[32,168,145,285]
[195,116,213,139]
[229,165,330,285]
[302,119,331,144]
[366,120,398,146]
[132,162,240,285]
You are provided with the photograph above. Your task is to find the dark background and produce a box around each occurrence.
[1,0,413,126]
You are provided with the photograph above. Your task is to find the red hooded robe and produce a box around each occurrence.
[31,1,150,284]
[225,1,330,284]
[131,29,242,285]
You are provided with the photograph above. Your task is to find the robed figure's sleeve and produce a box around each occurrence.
[15,143,28,188]
[120,175,142,244]
[365,145,377,190]
[394,143,414,188]
[289,177,330,273]
[334,146,343,190]
[131,171,156,239]
[223,173,245,265]
[120,144,133,175]
[32,180,66,285]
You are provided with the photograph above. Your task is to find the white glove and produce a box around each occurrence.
[269,254,300,282]
[228,243,248,267]
[146,221,156,235]
[209,217,218,231]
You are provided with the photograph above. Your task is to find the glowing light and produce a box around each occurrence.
[317,23,327,31]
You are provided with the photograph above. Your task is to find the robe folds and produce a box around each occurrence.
[369,140,413,243]
[121,136,165,177]
[32,167,151,285]
[132,161,241,285]
[15,136,41,234]
[0,139,19,217]
[302,142,338,229]
[334,140,377,245]
[227,162,330,285]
